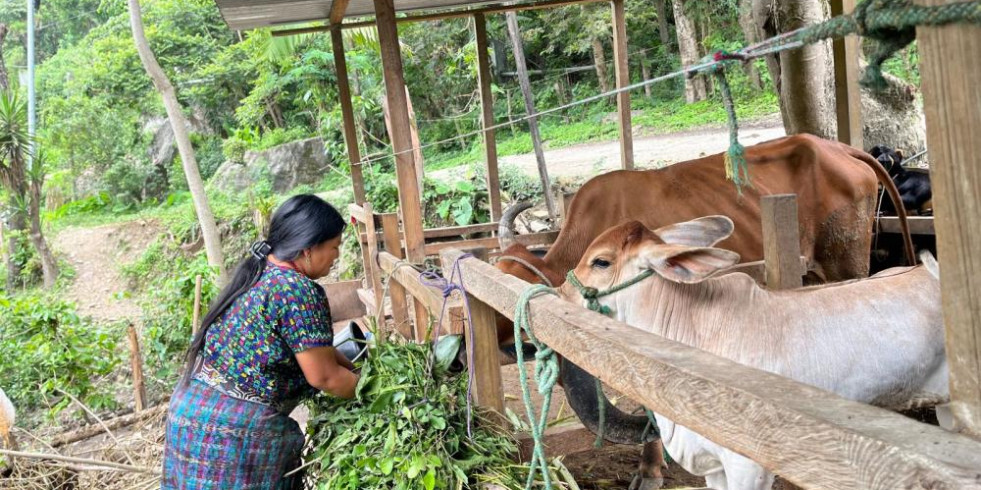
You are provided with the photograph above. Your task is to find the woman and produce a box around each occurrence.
[163,194,360,489]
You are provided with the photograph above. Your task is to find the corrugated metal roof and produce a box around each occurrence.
[215,0,504,30]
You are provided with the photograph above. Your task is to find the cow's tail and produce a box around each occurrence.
[852,147,916,265]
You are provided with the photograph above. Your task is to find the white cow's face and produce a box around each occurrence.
[559,217,742,308]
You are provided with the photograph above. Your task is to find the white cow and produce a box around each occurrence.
[557,216,948,490]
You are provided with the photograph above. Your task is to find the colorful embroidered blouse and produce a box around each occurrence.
[195,263,333,411]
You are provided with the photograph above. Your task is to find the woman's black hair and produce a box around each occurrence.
[180,194,346,385]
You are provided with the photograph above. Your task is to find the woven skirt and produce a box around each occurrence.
[162,380,305,490]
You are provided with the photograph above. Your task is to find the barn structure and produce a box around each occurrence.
[213,0,981,487]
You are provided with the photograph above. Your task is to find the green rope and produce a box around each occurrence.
[787,0,981,89]
[714,66,751,193]
[513,284,561,490]
[564,269,655,316]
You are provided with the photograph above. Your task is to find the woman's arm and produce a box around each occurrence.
[295,347,359,399]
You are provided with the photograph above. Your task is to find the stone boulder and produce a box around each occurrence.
[211,137,330,193]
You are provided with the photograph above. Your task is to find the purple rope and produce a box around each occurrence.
[418,253,477,438]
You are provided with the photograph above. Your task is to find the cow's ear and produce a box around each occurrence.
[653,216,734,247]
[641,244,740,284]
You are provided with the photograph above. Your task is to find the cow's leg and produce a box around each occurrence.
[629,439,667,490]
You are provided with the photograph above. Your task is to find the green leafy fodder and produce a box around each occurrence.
[303,338,576,489]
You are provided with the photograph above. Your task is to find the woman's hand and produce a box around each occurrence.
[295,346,360,399]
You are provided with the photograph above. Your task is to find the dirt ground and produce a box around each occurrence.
[51,219,161,323]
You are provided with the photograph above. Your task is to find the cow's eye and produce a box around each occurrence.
[591,258,611,269]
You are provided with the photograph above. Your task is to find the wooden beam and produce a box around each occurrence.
[380,213,412,339]
[916,0,981,438]
[377,251,466,335]
[877,216,935,235]
[830,0,863,148]
[474,13,502,221]
[329,0,350,25]
[610,0,633,170]
[761,194,803,290]
[425,222,499,239]
[374,0,426,264]
[442,249,981,489]
[330,26,366,204]
[443,248,504,420]
[423,231,559,256]
[270,0,606,34]
[363,202,386,334]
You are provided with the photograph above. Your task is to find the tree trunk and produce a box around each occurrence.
[592,37,610,94]
[127,0,225,281]
[671,0,707,103]
[738,0,765,92]
[655,0,671,46]
[753,0,835,137]
[697,17,714,96]
[28,172,58,288]
[506,12,557,221]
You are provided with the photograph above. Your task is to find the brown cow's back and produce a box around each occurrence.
[545,134,877,282]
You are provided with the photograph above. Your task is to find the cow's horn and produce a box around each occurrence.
[498,201,534,250]
[560,358,656,445]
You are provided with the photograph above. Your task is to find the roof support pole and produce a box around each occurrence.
[330,25,366,204]
[916,0,981,439]
[373,0,429,334]
[830,0,863,148]
[473,13,502,221]
[610,0,634,169]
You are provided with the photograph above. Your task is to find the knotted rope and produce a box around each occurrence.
[512,284,561,489]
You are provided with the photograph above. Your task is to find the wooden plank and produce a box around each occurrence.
[423,231,559,256]
[425,222,499,239]
[877,216,935,235]
[761,194,803,290]
[357,288,391,318]
[516,422,607,462]
[331,25,366,205]
[374,0,425,265]
[916,0,981,438]
[377,251,466,335]
[380,213,412,339]
[830,0,863,149]
[323,279,366,322]
[442,248,981,489]
[474,12,502,222]
[443,248,504,421]
[363,202,386,335]
[348,203,370,225]
[610,0,633,170]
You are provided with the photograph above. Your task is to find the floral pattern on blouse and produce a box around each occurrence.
[195,262,333,409]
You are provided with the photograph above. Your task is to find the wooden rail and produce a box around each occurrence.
[377,251,465,336]
[441,248,981,489]
[877,216,935,235]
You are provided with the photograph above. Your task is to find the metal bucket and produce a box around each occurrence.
[333,321,373,363]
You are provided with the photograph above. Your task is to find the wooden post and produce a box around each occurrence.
[916,0,981,438]
[363,202,386,336]
[610,0,634,169]
[380,213,411,339]
[442,248,504,421]
[761,194,803,290]
[830,0,863,149]
[331,26,366,205]
[192,274,203,336]
[474,12,502,221]
[373,0,426,265]
[505,11,557,221]
[126,325,146,412]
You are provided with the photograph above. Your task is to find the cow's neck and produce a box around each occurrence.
[616,273,764,351]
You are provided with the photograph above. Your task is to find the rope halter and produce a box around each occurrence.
[564,268,655,316]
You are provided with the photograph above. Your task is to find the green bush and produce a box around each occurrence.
[0,292,121,419]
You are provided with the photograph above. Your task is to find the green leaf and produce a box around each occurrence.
[423,468,436,490]
[379,457,395,476]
